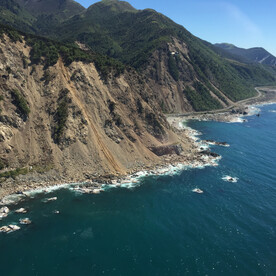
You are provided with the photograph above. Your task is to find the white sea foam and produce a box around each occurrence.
[1,120,224,203]
[222,175,238,183]
[1,159,221,203]
[23,183,80,197]
[247,106,261,116]
[192,188,204,194]
[227,117,246,123]
[0,194,26,206]
[0,182,87,206]
[269,110,276,113]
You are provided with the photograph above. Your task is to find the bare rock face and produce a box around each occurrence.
[149,144,183,156]
[0,34,192,193]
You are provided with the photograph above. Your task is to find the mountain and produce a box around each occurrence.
[1,24,194,193]
[0,0,275,193]
[0,0,85,35]
[44,0,274,110]
[0,0,35,32]
[14,0,85,19]
[215,43,276,67]
[0,0,275,113]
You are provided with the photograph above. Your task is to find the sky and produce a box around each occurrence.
[75,0,276,56]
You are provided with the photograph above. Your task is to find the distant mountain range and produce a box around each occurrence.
[215,43,276,67]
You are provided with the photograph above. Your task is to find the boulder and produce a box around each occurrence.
[0,225,20,233]
[149,144,183,156]
[15,208,27,214]
[19,218,32,225]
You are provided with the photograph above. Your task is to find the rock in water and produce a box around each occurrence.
[15,208,27,214]
[0,225,21,233]
[0,206,10,219]
[19,218,32,225]
[192,188,204,194]
[43,197,58,202]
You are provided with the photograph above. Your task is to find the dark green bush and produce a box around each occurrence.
[184,83,222,111]
[0,167,28,180]
[136,99,143,114]
[11,89,30,120]
[0,159,6,170]
[53,97,69,144]
[168,54,179,81]
[145,112,165,136]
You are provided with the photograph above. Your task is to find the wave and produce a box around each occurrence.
[222,175,238,183]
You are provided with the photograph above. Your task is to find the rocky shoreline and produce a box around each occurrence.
[0,123,221,205]
[0,148,221,205]
[167,87,276,123]
[1,87,275,205]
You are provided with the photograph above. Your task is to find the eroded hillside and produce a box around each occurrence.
[0,34,196,195]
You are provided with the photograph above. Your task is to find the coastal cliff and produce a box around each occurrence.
[0,34,198,197]
[0,0,275,199]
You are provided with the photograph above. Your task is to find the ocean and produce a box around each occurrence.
[0,104,276,275]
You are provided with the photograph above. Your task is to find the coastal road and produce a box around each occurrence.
[166,87,266,118]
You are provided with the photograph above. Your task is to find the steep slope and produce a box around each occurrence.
[50,1,275,112]
[0,0,36,33]
[0,0,275,113]
[14,0,85,19]
[0,0,85,36]
[215,43,276,67]
[0,27,196,195]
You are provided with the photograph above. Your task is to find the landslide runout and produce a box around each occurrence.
[58,59,125,174]
[0,34,191,190]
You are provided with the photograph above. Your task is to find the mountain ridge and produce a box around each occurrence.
[0,0,275,113]
[0,0,275,194]
[215,43,276,67]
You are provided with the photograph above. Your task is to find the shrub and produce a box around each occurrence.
[53,93,69,144]
[10,89,30,120]
[168,54,179,81]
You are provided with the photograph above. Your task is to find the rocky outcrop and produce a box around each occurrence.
[199,150,220,158]
[149,144,183,156]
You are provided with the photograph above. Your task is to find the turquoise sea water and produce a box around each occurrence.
[0,104,276,276]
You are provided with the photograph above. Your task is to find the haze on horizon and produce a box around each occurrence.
[75,0,276,56]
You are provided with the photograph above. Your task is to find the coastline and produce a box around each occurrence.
[167,86,276,123]
[1,87,275,205]
[0,124,221,205]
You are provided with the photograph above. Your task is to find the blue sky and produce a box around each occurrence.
[75,0,276,56]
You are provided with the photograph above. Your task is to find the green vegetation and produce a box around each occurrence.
[0,0,35,34]
[53,89,69,144]
[145,111,165,138]
[108,100,116,114]
[136,99,143,114]
[113,113,123,127]
[214,43,276,67]
[107,100,124,127]
[0,24,125,78]
[205,82,228,105]
[0,159,6,170]
[184,83,222,111]
[45,1,275,105]
[10,89,30,120]
[0,167,28,180]
[29,164,54,174]
[0,163,54,181]
[168,54,179,81]
[1,1,276,111]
